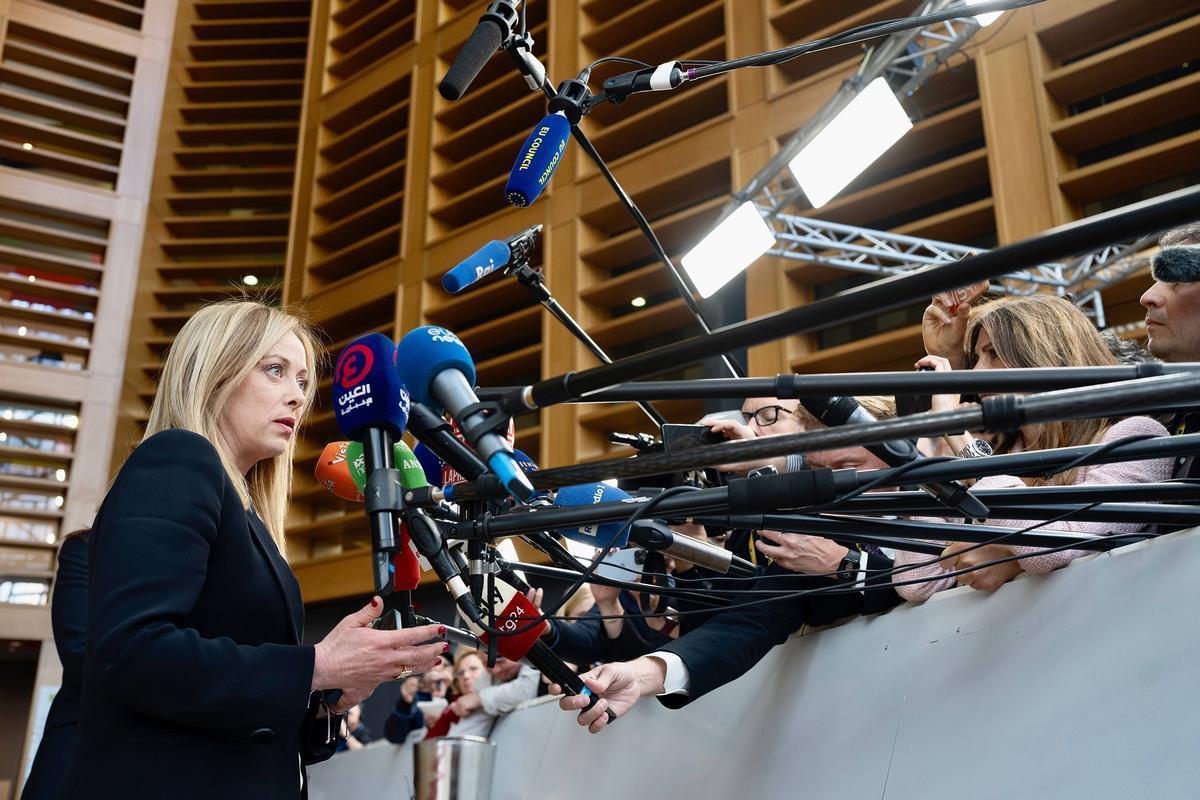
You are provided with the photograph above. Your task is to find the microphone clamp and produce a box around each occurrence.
[548,77,592,125]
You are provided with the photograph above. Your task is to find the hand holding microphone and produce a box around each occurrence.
[553,657,668,734]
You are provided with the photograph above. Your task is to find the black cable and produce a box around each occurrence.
[474,485,702,638]
[585,56,653,73]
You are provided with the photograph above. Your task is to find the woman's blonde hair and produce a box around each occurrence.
[144,300,321,554]
[964,294,1119,484]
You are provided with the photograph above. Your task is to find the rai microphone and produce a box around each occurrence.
[505,111,569,207]
[395,326,534,501]
[797,395,989,519]
[438,0,519,101]
[442,224,541,294]
[469,578,616,724]
[315,440,423,591]
[332,333,410,590]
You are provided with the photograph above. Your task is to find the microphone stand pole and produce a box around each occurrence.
[504,254,667,427]
[478,364,1200,403]
[502,35,745,380]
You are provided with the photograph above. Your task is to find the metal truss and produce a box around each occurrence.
[734,0,984,213]
[762,209,1158,328]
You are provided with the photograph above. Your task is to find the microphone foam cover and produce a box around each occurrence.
[393,522,422,591]
[505,113,570,208]
[443,240,511,294]
[480,591,548,661]
[553,483,632,548]
[438,18,504,102]
[394,440,429,489]
[333,333,410,439]
[395,326,476,410]
[315,441,365,503]
[412,443,448,487]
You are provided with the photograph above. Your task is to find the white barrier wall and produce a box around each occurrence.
[312,528,1200,800]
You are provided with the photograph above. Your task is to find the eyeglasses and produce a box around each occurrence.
[742,405,793,427]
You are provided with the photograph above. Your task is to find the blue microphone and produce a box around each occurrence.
[505,112,570,207]
[395,326,535,501]
[413,442,447,488]
[332,333,410,581]
[333,333,410,440]
[552,483,634,548]
[442,225,542,295]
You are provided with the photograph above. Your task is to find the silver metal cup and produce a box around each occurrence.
[414,735,497,800]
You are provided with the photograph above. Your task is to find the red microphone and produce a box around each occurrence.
[472,583,615,724]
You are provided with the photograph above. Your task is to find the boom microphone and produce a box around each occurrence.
[395,326,534,501]
[443,224,541,294]
[505,112,569,207]
[798,395,989,519]
[438,0,519,101]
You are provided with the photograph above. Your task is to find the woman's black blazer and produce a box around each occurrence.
[22,531,88,800]
[57,429,315,799]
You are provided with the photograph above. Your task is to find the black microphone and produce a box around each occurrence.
[798,395,989,519]
[405,507,482,624]
[600,62,685,99]
[439,0,520,101]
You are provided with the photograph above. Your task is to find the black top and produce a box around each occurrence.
[21,531,90,800]
[656,555,900,708]
[58,429,315,800]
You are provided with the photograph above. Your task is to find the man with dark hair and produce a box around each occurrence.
[1140,223,1200,479]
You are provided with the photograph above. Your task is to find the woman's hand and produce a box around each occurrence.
[551,657,666,734]
[922,281,987,367]
[940,543,1023,591]
[311,597,448,694]
[915,354,979,457]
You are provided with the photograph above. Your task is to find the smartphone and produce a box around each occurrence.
[593,547,646,581]
[661,423,725,450]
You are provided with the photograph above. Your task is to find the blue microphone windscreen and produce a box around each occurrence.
[333,333,410,439]
[505,113,570,208]
[443,240,511,294]
[553,483,632,548]
[395,326,476,409]
[412,443,444,487]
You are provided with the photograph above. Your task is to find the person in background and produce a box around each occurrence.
[21,528,89,800]
[383,675,424,744]
[445,651,539,739]
[336,705,370,752]
[1140,223,1200,480]
[903,291,1172,597]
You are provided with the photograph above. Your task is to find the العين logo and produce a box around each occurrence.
[335,343,374,389]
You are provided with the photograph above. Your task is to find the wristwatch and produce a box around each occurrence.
[836,548,861,580]
[957,438,993,459]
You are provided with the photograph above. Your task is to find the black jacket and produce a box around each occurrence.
[22,532,89,800]
[657,554,900,707]
[57,430,315,799]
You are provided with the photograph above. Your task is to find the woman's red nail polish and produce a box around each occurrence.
[442,643,451,653]
[370,597,379,608]
[435,657,442,666]
[438,626,446,635]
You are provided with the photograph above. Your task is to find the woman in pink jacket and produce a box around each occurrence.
[895,290,1171,600]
